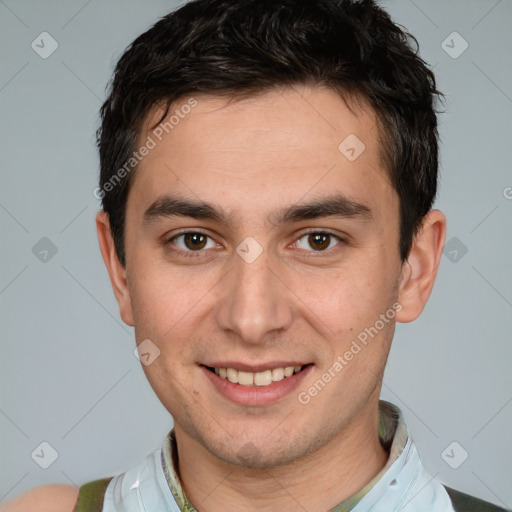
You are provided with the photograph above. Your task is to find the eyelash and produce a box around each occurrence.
[165,229,345,258]
[166,231,220,259]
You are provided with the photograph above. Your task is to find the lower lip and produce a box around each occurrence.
[201,365,313,406]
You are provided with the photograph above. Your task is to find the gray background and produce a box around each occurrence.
[1,0,511,508]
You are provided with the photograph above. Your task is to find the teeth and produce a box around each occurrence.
[212,365,304,387]
[254,369,272,386]
[226,368,238,384]
[271,367,284,382]
[238,371,254,386]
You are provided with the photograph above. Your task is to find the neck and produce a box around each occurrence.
[174,399,388,512]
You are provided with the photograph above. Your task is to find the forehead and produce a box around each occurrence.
[129,86,393,217]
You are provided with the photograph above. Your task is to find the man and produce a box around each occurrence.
[4,0,509,510]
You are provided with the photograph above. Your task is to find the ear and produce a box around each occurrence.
[96,210,135,326]
[396,209,446,323]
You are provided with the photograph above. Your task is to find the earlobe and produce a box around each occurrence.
[96,211,135,326]
[396,210,446,323]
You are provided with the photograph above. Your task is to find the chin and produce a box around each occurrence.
[194,423,330,469]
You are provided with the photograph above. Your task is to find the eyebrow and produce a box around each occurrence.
[143,194,372,226]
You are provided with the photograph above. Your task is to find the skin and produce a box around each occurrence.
[1,485,79,512]
[2,85,445,512]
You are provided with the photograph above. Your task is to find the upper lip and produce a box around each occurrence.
[202,362,311,372]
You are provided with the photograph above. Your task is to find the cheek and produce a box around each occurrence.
[289,261,399,376]
[131,272,203,406]
[128,254,210,336]
[296,265,390,331]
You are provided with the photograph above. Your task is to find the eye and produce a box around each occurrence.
[295,232,342,252]
[169,232,217,251]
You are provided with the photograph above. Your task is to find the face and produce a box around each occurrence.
[112,86,406,467]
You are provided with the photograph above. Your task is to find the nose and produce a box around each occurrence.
[214,248,293,345]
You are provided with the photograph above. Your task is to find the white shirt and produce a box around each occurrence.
[99,401,457,511]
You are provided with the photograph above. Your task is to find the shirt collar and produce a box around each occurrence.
[160,400,409,511]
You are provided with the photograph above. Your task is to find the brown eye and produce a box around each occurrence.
[183,233,208,250]
[308,233,331,250]
[295,232,341,252]
[169,232,216,252]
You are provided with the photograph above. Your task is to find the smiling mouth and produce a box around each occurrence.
[204,365,311,387]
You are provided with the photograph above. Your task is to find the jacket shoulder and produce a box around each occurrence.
[72,477,113,512]
[444,485,510,512]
